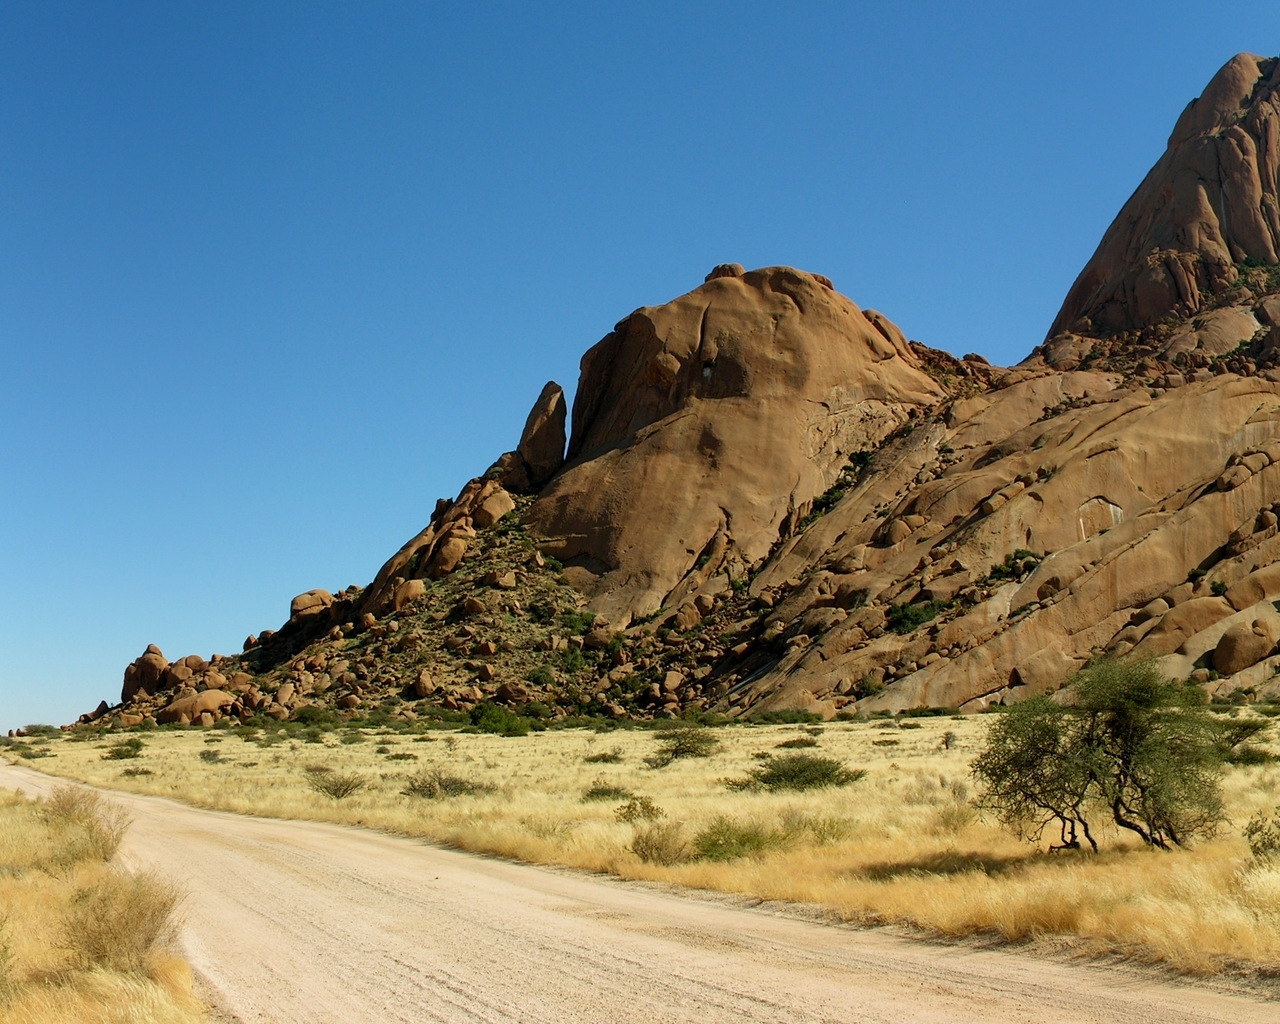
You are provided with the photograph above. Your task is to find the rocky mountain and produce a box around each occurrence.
[89,53,1280,731]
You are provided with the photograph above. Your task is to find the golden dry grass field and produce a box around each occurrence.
[0,785,204,1024]
[10,712,1280,976]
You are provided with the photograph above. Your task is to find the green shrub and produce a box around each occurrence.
[292,706,341,728]
[100,737,143,757]
[692,817,777,860]
[197,749,224,764]
[644,726,720,768]
[886,601,947,634]
[470,703,531,737]
[775,735,818,749]
[584,747,623,764]
[1212,580,1229,597]
[386,751,418,761]
[985,550,1041,583]
[746,709,823,725]
[558,646,586,673]
[728,754,865,792]
[581,778,633,802]
[560,611,595,635]
[526,665,555,688]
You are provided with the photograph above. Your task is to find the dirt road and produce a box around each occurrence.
[2,761,1275,1023]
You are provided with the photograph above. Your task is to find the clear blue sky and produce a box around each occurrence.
[3,2,1279,730]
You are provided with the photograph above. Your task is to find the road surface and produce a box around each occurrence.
[1,761,1274,1023]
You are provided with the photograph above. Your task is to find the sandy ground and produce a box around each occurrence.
[2,762,1276,1024]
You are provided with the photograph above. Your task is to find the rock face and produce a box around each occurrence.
[1046,53,1280,342]
[526,265,945,622]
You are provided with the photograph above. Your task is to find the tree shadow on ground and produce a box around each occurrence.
[857,849,1050,881]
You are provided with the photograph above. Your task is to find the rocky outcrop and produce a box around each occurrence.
[526,265,945,623]
[358,478,518,614]
[1045,53,1280,344]
[86,54,1280,731]
[121,644,168,702]
[489,382,567,492]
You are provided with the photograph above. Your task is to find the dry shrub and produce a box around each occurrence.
[401,769,491,799]
[306,772,366,800]
[2,964,204,1024]
[59,872,182,973]
[0,913,14,1002]
[615,796,665,823]
[44,786,130,863]
[631,821,688,865]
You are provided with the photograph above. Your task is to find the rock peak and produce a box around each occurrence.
[1046,53,1280,342]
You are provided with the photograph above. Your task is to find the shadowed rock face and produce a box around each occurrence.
[1047,53,1280,343]
[526,265,945,623]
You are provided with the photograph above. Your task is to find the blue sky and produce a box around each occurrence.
[3,2,1280,730]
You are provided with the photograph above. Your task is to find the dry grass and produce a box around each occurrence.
[19,713,1280,974]
[0,787,201,1024]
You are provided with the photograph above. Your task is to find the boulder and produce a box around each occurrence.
[413,671,435,699]
[1225,564,1280,611]
[1133,598,1236,658]
[393,578,427,612]
[672,602,702,631]
[472,488,516,529]
[430,532,470,578]
[1214,619,1280,675]
[121,645,169,702]
[156,689,235,725]
[290,589,334,620]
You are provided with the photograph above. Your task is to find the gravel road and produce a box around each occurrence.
[2,761,1275,1023]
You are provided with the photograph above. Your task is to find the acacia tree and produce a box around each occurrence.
[972,659,1224,851]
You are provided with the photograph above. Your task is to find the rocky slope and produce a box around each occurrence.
[83,53,1280,731]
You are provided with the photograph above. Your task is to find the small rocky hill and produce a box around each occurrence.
[85,53,1280,731]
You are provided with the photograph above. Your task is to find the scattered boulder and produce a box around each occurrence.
[472,488,516,529]
[393,578,427,612]
[413,671,435,699]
